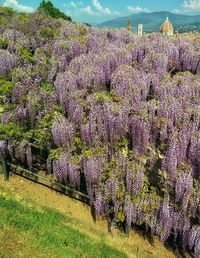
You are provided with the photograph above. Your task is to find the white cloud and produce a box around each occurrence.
[79,0,121,17]
[127,5,150,13]
[113,11,121,15]
[173,9,181,13]
[80,5,98,16]
[3,0,34,12]
[92,0,112,14]
[183,0,200,9]
[92,0,102,10]
[69,1,83,8]
[70,1,77,8]
[104,7,112,15]
[65,9,72,15]
[65,0,121,23]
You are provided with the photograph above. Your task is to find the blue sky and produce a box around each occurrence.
[1,0,200,24]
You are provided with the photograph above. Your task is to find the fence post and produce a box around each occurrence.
[0,153,9,181]
[124,220,130,235]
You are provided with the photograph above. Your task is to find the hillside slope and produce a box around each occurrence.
[0,174,182,258]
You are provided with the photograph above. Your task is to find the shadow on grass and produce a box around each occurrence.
[0,195,127,258]
[131,224,190,258]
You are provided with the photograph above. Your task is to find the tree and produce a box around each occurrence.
[83,23,91,27]
[37,0,72,21]
[0,6,16,16]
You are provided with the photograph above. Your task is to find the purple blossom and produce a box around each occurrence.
[0,50,16,75]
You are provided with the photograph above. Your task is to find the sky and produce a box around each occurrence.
[1,0,200,24]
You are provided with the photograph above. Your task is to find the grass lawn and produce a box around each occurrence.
[0,192,127,258]
[0,174,180,258]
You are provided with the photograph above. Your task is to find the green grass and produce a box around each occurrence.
[0,193,127,258]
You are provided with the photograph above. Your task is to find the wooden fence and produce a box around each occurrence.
[0,153,91,205]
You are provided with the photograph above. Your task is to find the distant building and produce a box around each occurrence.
[160,17,173,35]
[138,24,143,36]
[127,19,132,31]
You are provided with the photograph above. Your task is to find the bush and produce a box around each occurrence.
[0,6,15,15]
[18,46,35,64]
[0,17,9,26]
[0,39,9,49]
[0,79,13,95]
[40,27,56,38]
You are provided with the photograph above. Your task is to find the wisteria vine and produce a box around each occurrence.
[0,10,200,256]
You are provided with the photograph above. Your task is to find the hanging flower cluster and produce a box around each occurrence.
[1,11,200,256]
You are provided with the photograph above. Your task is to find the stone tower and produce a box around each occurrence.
[127,19,132,31]
[138,24,143,36]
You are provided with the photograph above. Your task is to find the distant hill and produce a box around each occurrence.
[97,11,200,33]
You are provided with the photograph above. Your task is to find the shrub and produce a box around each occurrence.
[18,46,35,64]
[40,27,56,38]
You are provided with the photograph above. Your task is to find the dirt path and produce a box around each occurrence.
[0,173,181,258]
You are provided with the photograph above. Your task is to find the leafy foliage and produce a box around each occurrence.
[40,27,57,38]
[37,0,72,21]
[17,46,35,64]
[0,10,200,256]
[0,79,13,95]
[0,122,24,141]
[0,39,9,49]
[0,6,16,15]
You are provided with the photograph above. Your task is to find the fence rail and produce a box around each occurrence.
[0,154,132,235]
[0,156,90,205]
